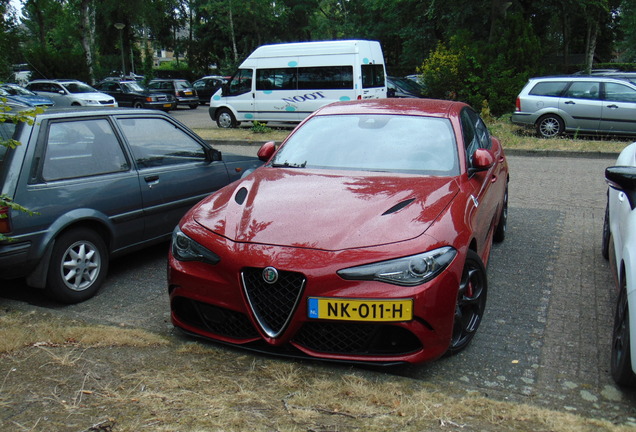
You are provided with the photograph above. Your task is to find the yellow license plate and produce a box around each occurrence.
[308,297,413,322]
[184,91,192,95]
[163,103,172,107]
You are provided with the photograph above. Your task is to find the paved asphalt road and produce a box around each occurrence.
[2,107,635,425]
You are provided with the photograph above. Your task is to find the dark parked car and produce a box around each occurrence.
[193,76,226,104]
[387,76,425,98]
[0,83,55,107]
[0,107,262,303]
[147,79,199,109]
[94,79,177,111]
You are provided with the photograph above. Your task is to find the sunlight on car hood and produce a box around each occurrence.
[191,168,459,251]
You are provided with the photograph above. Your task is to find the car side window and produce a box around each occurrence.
[41,119,129,181]
[604,83,636,103]
[117,117,207,168]
[461,108,490,162]
[563,82,600,100]
[529,81,568,97]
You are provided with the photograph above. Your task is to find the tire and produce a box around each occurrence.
[133,101,144,109]
[446,249,488,356]
[46,228,109,304]
[602,195,611,260]
[611,276,636,386]
[493,185,508,243]
[536,114,564,138]
[189,104,198,109]
[216,108,237,128]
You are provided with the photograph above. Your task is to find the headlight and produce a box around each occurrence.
[337,247,457,286]
[171,226,220,265]
[84,99,99,105]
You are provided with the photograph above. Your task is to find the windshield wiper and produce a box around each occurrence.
[271,161,307,168]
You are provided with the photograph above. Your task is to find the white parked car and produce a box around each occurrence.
[603,141,636,386]
[26,79,117,107]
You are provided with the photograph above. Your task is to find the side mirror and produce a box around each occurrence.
[606,166,636,210]
[257,141,277,162]
[469,148,495,174]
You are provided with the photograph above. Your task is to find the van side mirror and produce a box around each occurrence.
[257,141,277,162]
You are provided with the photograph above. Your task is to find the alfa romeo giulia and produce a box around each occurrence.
[168,98,509,365]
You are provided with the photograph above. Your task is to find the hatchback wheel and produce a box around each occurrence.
[536,114,564,138]
[46,228,109,304]
[611,276,636,386]
[446,249,488,355]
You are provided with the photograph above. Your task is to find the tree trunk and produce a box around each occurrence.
[78,0,95,83]
[228,0,238,62]
[585,21,598,74]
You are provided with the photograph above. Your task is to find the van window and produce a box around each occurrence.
[361,64,385,88]
[256,68,296,90]
[529,81,568,97]
[298,66,353,90]
[604,82,636,103]
[228,69,253,96]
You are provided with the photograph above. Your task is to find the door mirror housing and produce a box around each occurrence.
[258,141,277,162]
[469,148,495,174]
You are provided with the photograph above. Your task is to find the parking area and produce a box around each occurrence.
[1,140,635,423]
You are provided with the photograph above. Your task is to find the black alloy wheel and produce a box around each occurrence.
[446,249,488,355]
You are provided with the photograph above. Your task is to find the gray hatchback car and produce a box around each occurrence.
[511,76,636,138]
[0,107,262,303]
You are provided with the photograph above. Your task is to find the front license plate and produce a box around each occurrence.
[184,91,192,95]
[163,103,172,107]
[308,297,413,322]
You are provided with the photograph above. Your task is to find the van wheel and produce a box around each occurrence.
[46,228,109,304]
[217,108,237,128]
[536,114,564,138]
[133,101,144,109]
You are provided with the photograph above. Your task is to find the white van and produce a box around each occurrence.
[208,40,387,128]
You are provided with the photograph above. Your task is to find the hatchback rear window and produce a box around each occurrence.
[529,81,569,97]
[0,122,17,168]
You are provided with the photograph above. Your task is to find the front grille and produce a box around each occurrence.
[293,322,422,356]
[242,267,305,338]
[172,297,258,339]
[99,99,116,105]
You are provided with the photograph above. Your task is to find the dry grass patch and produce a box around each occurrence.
[1,311,633,431]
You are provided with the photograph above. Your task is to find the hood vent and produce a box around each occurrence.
[382,198,416,216]
[235,187,248,205]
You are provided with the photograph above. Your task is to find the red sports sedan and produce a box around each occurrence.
[168,99,509,365]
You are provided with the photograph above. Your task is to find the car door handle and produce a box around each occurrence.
[607,104,619,109]
[491,175,498,183]
[144,175,159,183]
[564,100,575,105]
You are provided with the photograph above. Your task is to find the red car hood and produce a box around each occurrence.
[192,168,459,251]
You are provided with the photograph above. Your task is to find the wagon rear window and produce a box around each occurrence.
[529,81,569,97]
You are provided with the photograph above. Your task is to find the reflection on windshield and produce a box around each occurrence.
[271,114,459,176]
[63,82,98,94]
[124,82,145,92]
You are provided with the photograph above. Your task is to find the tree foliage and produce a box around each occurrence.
[1,0,635,114]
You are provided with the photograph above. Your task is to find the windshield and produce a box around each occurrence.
[271,114,459,176]
[61,82,97,94]
[123,82,145,92]
[2,84,35,96]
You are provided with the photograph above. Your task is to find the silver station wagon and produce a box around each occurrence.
[0,107,262,303]
[512,76,636,138]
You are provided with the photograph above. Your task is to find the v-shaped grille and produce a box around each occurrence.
[241,267,306,338]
